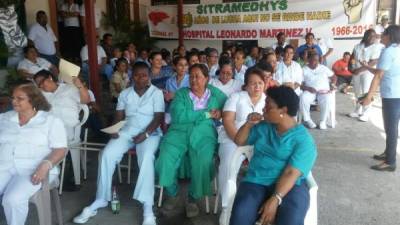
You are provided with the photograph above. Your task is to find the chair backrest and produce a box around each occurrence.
[71,104,90,144]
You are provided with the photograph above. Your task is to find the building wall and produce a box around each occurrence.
[25,0,51,27]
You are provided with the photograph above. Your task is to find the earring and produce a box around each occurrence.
[279,114,283,118]
[33,107,37,112]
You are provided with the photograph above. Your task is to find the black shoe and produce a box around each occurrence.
[372,153,386,161]
[370,163,396,172]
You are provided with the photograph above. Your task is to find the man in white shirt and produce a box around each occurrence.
[317,37,334,65]
[28,11,58,66]
[375,15,389,36]
[275,45,303,95]
[80,0,102,34]
[61,0,82,60]
[272,32,288,50]
[300,52,336,129]
[80,36,112,81]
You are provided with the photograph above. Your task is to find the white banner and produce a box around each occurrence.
[147,0,376,40]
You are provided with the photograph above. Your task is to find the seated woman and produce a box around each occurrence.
[17,46,58,80]
[110,58,130,102]
[149,51,174,89]
[231,86,317,225]
[218,68,266,224]
[254,62,278,91]
[0,83,67,225]
[34,69,90,189]
[164,56,190,102]
[209,57,242,97]
[156,63,227,218]
[33,70,90,142]
[73,62,164,225]
[300,52,336,130]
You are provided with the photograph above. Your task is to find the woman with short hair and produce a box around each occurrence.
[0,83,67,225]
[231,86,317,225]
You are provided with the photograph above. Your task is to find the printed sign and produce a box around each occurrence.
[147,0,376,40]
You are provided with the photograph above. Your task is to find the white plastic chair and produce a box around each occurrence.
[222,145,318,225]
[29,175,64,225]
[59,104,89,194]
[298,91,336,128]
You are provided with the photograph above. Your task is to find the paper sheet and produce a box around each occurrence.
[100,121,127,134]
[59,59,80,84]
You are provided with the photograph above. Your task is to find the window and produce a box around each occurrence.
[151,0,199,6]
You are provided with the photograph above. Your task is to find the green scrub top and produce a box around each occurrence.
[244,122,317,186]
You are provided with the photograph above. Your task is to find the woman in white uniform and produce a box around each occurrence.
[300,52,336,130]
[218,68,266,225]
[348,29,382,122]
[0,83,67,225]
[34,70,90,188]
[209,57,242,97]
[73,62,165,225]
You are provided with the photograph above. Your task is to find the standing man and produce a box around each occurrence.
[61,0,82,61]
[80,0,102,34]
[28,11,59,66]
[317,37,334,65]
[272,32,288,50]
[101,33,114,60]
[375,15,389,36]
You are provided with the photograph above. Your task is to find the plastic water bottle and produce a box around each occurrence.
[111,186,120,214]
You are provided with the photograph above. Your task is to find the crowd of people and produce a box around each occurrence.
[0,6,399,225]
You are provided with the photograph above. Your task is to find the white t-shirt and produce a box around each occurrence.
[17,57,52,75]
[80,4,102,28]
[234,65,248,84]
[218,91,266,143]
[42,83,81,128]
[275,60,303,95]
[209,78,242,97]
[208,64,219,78]
[375,24,388,35]
[116,85,165,136]
[61,3,80,27]
[0,110,67,174]
[303,64,334,92]
[317,38,333,55]
[272,42,288,50]
[80,45,107,65]
[28,23,57,55]
[352,43,382,69]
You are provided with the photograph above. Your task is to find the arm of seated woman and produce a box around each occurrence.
[31,148,67,185]
[222,111,237,141]
[257,166,302,225]
[234,113,262,146]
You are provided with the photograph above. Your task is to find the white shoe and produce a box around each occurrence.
[358,115,368,122]
[142,215,157,225]
[73,207,97,224]
[319,122,327,130]
[219,208,228,225]
[304,120,317,129]
[347,112,359,118]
